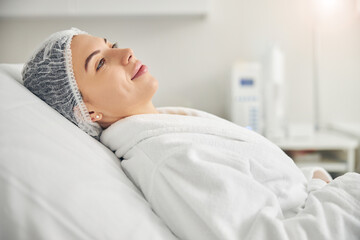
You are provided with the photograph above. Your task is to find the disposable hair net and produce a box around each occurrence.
[22,27,102,139]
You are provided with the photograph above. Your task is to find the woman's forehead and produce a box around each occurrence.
[71,34,104,55]
[71,34,105,73]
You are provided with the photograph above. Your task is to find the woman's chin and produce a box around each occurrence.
[145,73,159,91]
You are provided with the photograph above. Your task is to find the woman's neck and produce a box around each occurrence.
[100,102,159,129]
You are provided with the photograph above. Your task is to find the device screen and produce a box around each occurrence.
[240,78,254,86]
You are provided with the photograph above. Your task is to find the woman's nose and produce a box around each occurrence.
[115,48,134,65]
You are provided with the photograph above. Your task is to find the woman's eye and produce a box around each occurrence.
[96,58,105,71]
[95,43,117,71]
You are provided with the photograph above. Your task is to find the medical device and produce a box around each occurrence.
[229,46,286,138]
[229,62,263,134]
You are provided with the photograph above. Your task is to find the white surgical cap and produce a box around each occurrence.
[22,27,102,139]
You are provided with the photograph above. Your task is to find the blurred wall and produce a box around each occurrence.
[0,0,359,127]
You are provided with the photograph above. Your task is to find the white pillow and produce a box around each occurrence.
[0,64,177,240]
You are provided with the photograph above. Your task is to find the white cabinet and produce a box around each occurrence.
[0,0,210,17]
[329,122,360,172]
[272,131,358,173]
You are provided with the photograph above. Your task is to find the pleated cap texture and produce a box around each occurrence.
[22,27,102,139]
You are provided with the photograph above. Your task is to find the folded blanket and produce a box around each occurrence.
[101,107,360,240]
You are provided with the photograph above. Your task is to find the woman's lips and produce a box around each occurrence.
[131,61,148,80]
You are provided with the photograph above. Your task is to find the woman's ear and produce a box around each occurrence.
[82,101,103,122]
[73,104,103,123]
[88,111,103,122]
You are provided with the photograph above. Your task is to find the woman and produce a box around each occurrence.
[23,28,359,240]
[22,27,158,139]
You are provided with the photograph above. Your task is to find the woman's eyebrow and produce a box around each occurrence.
[84,38,107,72]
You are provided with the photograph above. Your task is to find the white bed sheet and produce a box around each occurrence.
[0,64,178,240]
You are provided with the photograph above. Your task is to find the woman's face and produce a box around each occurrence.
[71,34,158,127]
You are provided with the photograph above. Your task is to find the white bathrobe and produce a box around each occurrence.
[100,107,360,240]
